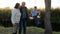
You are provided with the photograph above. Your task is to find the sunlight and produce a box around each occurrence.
[0,0,60,8]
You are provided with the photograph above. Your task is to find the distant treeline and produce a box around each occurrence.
[0,8,60,31]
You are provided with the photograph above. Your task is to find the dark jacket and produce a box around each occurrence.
[20,6,28,19]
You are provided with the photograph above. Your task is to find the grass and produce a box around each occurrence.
[0,26,60,34]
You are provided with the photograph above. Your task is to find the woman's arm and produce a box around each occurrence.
[11,9,17,20]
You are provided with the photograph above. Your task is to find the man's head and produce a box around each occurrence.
[21,2,26,7]
[34,6,37,10]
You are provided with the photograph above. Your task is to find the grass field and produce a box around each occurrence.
[0,26,60,34]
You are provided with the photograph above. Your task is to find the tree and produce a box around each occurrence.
[44,0,53,34]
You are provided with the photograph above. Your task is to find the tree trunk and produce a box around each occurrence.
[44,0,52,34]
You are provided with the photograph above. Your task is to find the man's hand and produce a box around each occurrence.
[29,14,32,17]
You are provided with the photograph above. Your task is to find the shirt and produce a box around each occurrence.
[31,10,38,16]
[20,7,28,19]
[11,8,21,24]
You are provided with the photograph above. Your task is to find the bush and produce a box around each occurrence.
[0,8,60,31]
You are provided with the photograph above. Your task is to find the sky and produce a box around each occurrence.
[0,0,60,8]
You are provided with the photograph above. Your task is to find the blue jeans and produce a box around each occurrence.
[33,16,40,26]
[35,18,40,25]
[19,18,26,34]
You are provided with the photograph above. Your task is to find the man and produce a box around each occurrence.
[31,6,40,26]
[19,2,28,34]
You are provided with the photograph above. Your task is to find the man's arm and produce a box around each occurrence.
[25,7,29,17]
[37,10,41,16]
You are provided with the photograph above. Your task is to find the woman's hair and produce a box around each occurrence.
[14,3,20,9]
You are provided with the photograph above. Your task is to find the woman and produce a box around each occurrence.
[11,3,21,34]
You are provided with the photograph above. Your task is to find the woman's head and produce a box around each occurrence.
[14,3,20,9]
